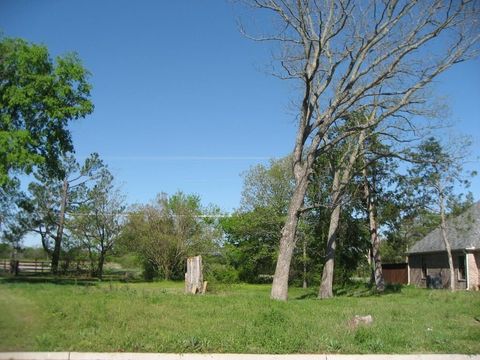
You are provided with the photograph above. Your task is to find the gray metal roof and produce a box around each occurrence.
[407,201,480,254]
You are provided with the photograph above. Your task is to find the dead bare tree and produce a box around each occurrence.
[361,147,385,294]
[319,114,405,298]
[240,0,480,300]
[318,121,367,299]
[307,111,418,298]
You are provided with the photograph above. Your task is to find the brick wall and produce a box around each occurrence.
[468,252,480,290]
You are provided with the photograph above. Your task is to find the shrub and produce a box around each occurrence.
[142,261,158,281]
[205,263,239,284]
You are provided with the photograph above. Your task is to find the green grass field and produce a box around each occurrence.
[0,278,479,354]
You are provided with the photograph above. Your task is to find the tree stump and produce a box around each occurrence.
[185,256,205,294]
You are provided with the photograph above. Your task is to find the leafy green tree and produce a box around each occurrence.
[20,246,48,260]
[405,137,474,291]
[1,221,26,267]
[334,209,370,285]
[68,169,125,278]
[221,207,284,282]
[299,196,371,289]
[19,153,106,273]
[317,116,367,299]
[382,185,474,264]
[381,199,440,263]
[0,180,25,234]
[448,192,475,217]
[0,242,11,259]
[240,157,294,214]
[358,129,402,292]
[224,153,369,287]
[222,157,294,283]
[0,37,93,186]
[121,192,220,280]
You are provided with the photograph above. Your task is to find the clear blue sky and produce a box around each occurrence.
[1,0,479,214]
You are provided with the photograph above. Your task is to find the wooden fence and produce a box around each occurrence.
[0,259,52,275]
[381,263,408,285]
[1,259,90,275]
[0,260,127,279]
[0,259,9,273]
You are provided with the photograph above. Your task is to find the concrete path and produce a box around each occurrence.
[0,353,478,360]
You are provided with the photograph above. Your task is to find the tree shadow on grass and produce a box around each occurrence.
[292,282,404,300]
[0,272,151,286]
[383,283,404,294]
[0,273,99,286]
[336,282,404,297]
[294,291,318,300]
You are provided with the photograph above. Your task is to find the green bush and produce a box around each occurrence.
[142,261,158,281]
[205,262,239,284]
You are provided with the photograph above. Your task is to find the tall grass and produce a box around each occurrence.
[0,280,479,353]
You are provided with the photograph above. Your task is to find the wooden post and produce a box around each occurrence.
[185,256,205,294]
[10,260,19,276]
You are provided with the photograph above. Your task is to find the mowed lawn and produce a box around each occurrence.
[0,279,479,354]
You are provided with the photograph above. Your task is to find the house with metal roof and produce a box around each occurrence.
[407,201,480,290]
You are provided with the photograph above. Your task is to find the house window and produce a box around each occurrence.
[421,257,427,279]
[458,255,466,281]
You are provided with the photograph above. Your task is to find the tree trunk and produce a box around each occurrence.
[97,252,105,280]
[439,188,455,291]
[10,245,19,276]
[319,167,342,299]
[163,266,171,281]
[302,235,308,289]
[367,248,375,285]
[271,177,309,300]
[52,178,69,274]
[318,201,341,299]
[363,169,384,292]
[87,245,96,277]
[318,132,365,299]
[370,255,376,285]
[39,232,52,257]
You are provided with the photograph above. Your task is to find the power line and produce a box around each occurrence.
[66,212,232,218]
